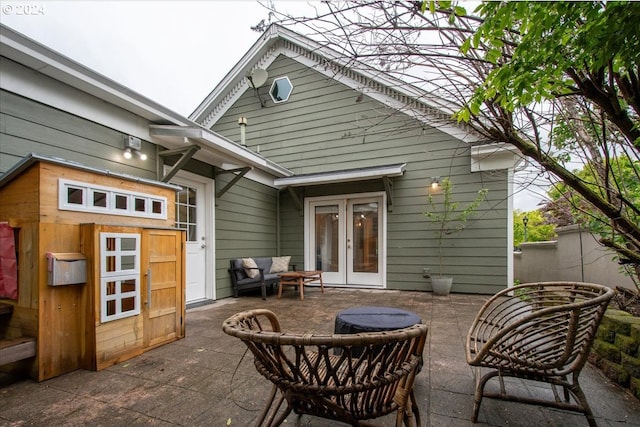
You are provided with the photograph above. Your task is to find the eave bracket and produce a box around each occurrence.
[215,167,252,199]
[157,145,201,182]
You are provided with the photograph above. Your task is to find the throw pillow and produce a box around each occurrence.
[270,256,291,273]
[242,258,259,279]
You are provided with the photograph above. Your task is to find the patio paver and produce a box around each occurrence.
[1,288,639,426]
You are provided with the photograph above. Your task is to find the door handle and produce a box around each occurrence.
[146,268,151,308]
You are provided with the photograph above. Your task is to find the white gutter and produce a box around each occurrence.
[274,163,406,188]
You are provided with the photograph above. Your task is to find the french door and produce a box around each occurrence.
[306,194,385,287]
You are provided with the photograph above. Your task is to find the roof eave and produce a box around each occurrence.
[274,163,406,188]
[149,125,293,178]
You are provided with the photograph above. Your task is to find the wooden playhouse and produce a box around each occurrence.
[0,154,185,381]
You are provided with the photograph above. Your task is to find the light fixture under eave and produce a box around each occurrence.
[123,148,133,159]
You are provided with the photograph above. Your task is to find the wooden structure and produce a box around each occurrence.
[0,154,185,381]
[222,308,428,427]
[466,282,615,427]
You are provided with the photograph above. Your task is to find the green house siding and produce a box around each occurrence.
[214,173,279,299]
[0,89,157,178]
[210,55,510,294]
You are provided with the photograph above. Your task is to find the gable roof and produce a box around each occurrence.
[190,24,484,143]
[0,24,292,178]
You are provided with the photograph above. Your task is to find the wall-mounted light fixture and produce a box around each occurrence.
[123,135,147,161]
[430,176,440,190]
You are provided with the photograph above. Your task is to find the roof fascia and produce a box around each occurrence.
[470,143,525,172]
[273,163,406,188]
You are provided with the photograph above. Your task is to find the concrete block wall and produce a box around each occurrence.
[590,309,640,399]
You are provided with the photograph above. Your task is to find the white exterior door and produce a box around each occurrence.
[306,193,385,288]
[171,173,213,303]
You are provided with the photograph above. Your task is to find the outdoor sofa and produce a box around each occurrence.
[228,256,294,300]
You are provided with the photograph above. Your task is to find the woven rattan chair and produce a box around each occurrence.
[466,282,615,427]
[222,309,428,427]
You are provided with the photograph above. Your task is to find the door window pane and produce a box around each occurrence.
[352,202,378,273]
[174,185,197,242]
[315,205,339,272]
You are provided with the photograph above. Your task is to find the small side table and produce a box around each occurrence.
[277,270,324,300]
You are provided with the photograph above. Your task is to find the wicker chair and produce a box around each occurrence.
[466,282,615,427]
[222,309,428,427]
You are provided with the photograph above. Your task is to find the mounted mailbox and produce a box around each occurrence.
[46,252,86,286]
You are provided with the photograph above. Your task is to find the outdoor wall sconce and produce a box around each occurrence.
[430,176,440,190]
[123,135,147,161]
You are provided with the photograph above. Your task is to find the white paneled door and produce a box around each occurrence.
[172,175,210,303]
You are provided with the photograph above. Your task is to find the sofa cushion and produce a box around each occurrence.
[254,257,272,274]
[242,258,259,279]
[270,256,291,273]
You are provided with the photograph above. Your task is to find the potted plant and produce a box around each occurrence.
[425,177,488,295]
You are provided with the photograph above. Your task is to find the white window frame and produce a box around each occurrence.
[269,76,293,103]
[59,178,167,219]
[100,232,141,322]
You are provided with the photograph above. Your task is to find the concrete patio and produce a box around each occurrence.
[1,287,639,426]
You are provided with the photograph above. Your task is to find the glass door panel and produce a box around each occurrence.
[347,198,383,286]
[315,205,339,272]
[351,202,379,273]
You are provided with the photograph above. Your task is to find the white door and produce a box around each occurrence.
[172,177,208,303]
[307,193,385,287]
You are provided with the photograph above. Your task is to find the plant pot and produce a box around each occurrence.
[431,276,453,296]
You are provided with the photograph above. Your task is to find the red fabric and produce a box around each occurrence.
[0,222,18,300]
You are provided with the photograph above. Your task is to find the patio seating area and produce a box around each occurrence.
[1,287,639,426]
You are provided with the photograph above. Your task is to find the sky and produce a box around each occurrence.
[1,0,547,210]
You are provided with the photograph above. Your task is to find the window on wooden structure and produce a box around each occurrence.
[100,232,140,322]
[269,76,293,103]
[59,179,167,219]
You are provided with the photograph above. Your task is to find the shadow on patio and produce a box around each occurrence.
[1,287,639,426]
